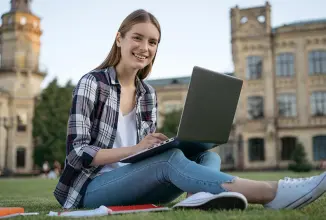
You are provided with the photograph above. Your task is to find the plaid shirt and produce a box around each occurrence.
[53,66,157,209]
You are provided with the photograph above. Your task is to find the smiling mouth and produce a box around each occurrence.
[132,53,148,60]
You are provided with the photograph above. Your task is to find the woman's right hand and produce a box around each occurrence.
[135,133,169,151]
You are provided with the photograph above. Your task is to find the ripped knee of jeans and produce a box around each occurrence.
[220,176,237,192]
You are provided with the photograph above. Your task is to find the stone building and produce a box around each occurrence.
[0,0,45,174]
[0,1,325,173]
[148,2,326,170]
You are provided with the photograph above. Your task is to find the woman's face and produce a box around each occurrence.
[116,22,160,71]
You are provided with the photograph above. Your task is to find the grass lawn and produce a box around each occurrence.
[0,171,326,219]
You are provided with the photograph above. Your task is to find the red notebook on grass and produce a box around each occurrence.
[108,204,170,214]
[0,208,39,219]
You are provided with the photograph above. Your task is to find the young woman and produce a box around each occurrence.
[54,9,326,210]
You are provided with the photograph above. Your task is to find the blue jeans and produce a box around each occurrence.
[83,148,235,208]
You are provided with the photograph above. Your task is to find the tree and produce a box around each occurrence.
[288,142,313,172]
[33,78,75,167]
[158,109,183,138]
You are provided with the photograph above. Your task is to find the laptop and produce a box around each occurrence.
[120,66,243,163]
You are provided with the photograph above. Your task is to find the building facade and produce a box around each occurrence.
[0,0,45,174]
[148,2,326,170]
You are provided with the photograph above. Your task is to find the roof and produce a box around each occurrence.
[145,76,191,87]
[10,0,32,14]
[272,18,326,32]
[146,72,234,87]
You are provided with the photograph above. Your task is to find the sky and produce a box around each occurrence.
[0,0,325,88]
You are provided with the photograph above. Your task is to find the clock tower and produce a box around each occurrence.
[0,0,46,173]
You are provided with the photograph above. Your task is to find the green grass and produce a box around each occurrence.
[0,171,326,219]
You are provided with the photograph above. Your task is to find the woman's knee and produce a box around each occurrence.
[158,148,186,164]
[200,151,221,162]
[165,148,184,159]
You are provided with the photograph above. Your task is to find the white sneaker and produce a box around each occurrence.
[264,172,326,210]
[173,192,248,211]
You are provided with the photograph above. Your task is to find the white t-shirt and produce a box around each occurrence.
[100,108,137,173]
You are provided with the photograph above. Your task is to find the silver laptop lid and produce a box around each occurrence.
[176,66,243,144]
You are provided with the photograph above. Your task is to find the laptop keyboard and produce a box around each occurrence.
[147,137,175,149]
[120,137,176,161]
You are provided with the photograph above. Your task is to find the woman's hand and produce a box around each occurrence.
[91,133,169,166]
[135,133,169,151]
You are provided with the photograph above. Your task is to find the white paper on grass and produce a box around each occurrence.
[47,206,110,217]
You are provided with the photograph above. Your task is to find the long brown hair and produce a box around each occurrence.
[94,9,161,80]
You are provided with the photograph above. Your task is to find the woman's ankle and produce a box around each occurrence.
[186,192,193,198]
[222,178,278,204]
[263,181,278,204]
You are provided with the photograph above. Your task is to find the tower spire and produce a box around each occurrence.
[10,0,32,13]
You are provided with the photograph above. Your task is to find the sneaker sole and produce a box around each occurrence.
[286,172,326,209]
[175,192,247,211]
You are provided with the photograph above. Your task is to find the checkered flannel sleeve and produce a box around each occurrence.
[66,74,102,170]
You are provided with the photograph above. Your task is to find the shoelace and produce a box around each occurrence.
[284,176,317,182]
[282,176,318,186]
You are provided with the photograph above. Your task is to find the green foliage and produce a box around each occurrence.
[32,78,75,167]
[288,142,313,172]
[158,109,183,138]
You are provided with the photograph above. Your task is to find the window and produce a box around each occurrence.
[278,94,297,117]
[310,91,326,116]
[248,96,264,119]
[276,53,295,77]
[246,56,263,79]
[281,137,297,160]
[309,50,326,75]
[7,16,13,24]
[16,147,26,168]
[313,136,326,161]
[240,16,248,24]
[217,143,234,165]
[257,15,265,23]
[16,114,27,132]
[20,17,27,25]
[249,138,265,161]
